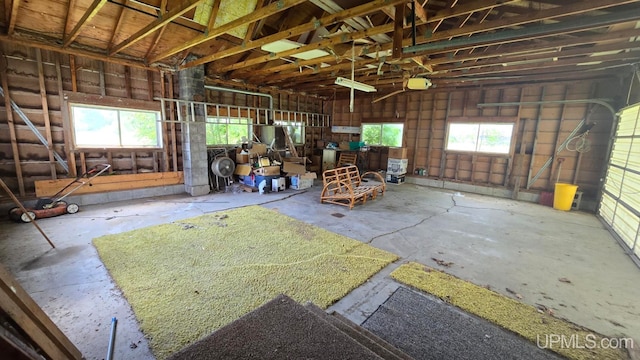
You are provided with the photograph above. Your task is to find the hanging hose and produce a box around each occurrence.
[566,130,592,153]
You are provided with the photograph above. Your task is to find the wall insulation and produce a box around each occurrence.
[599,103,640,264]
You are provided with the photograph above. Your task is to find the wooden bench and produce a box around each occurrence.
[320,165,386,209]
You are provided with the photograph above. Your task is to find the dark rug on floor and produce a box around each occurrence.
[361,287,565,360]
[167,294,386,360]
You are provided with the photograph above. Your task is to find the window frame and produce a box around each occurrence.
[360,122,404,147]
[205,116,252,146]
[445,119,516,155]
[69,100,163,150]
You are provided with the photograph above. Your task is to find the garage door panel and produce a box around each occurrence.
[611,204,639,249]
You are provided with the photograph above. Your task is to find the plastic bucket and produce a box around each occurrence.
[553,183,578,211]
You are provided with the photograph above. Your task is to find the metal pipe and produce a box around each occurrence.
[478,99,616,116]
[107,317,117,360]
[204,85,274,113]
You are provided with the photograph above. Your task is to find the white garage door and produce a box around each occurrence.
[599,103,640,264]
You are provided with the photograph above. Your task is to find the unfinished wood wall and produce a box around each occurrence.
[0,42,180,198]
[331,78,622,198]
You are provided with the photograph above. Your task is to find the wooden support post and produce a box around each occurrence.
[79,152,87,175]
[427,93,437,176]
[573,84,598,184]
[547,85,570,189]
[69,55,78,92]
[413,93,423,174]
[526,86,545,189]
[147,70,154,101]
[1,53,25,196]
[106,152,113,174]
[513,121,527,200]
[55,53,77,177]
[439,93,452,179]
[454,154,460,181]
[471,154,477,183]
[159,71,170,172]
[488,157,494,184]
[36,49,57,179]
[0,179,55,248]
[98,61,106,96]
[124,66,132,98]
[505,88,524,187]
[168,74,178,171]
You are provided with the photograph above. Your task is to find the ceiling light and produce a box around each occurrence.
[334,77,377,92]
[407,78,432,90]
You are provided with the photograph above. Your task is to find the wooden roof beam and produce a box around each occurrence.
[63,0,108,48]
[144,0,169,61]
[185,0,411,69]
[216,0,520,73]
[109,0,128,49]
[110,0,203,56]
[149,0,307,64]
[7,0,21,36]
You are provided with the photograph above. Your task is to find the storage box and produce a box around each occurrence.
[254,166,280,176]
[282,160,307,175]
[248,143,268,156]
[234,164,253,176]
[255,175,279,193]
[339,141,350,150]
[388,147,407,159]
[291,174,314,190]
[386,158,408,175]
[385,174,406,184]
[272,177,286,192]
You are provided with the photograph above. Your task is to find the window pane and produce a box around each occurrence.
[206,123,228,145]
[362,124,381,145]
[478,124,513,154]
[120,110,159,147]
[228,124,249,144]
[381,124,403,147]
[447,123,479,151]
[72,106,120,147]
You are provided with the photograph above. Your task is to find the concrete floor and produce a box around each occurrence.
[1,182,639,359]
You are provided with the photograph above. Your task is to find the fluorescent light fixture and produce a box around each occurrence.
[334,77,377,92]
[261,39,329,60]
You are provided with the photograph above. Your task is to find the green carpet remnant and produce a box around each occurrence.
[93,206,398,359]
[391,262,628,360]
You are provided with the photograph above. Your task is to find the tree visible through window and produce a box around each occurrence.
[206,117,251,145]
[361,123,403,147]
[446,123,513,154]
[71,104,161,148]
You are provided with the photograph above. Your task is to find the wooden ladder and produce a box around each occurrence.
[282,127,299,157]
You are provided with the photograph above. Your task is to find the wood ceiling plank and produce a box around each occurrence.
[215,0,519,73]
[148,0,307,64]
[63,0,108,47]
[109,0,128,49]
[110,0,203,55]
[7,0,22,35]
[184,0,411,69]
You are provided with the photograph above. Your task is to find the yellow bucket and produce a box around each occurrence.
[553,183,578,211]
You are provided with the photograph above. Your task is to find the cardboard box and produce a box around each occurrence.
[236,153,249,164]
[300,172,317,180]
[272,177,286,192]
[254,166,280,176]
[388,147,407,159]
[248,143,268,156]
[385,174,406,185]
[283,161,306,175]
[387,158,408,175]
[339,141,350,150]
[291,175,313,190]
[234,164,252,176]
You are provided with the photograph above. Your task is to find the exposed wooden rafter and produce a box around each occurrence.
[7,0,22,36]
[63,0,108,48]
[110,0,203,55]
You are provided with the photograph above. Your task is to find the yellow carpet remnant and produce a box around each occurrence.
[93,206,398,359]
[390,262,628,360]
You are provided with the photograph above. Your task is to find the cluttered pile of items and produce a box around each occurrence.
[232,142,317,194]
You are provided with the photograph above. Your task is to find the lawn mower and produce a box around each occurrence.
[9,164,111,223]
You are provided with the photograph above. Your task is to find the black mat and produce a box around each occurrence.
[167,294,386,359]
[361,287,565,360]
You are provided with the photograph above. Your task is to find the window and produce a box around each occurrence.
[274,121,305,144]
[446,123,513,154]
[361,123,404,147]
[206,117,251,145]
[71,104,161,148]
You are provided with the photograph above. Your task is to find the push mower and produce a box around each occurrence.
[9,164,111,223]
